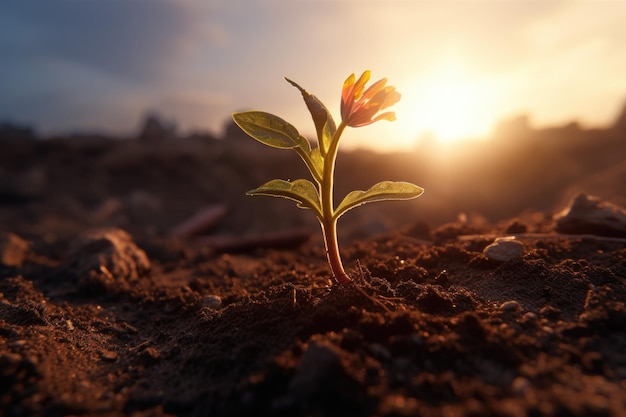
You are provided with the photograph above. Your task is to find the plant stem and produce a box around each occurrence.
[320,122,351,284]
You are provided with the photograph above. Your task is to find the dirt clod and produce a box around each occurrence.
[0,233,29,267]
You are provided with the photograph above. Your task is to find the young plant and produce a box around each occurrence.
[232,71,424,284]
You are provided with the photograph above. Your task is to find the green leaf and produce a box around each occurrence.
[247,179,322,219]
[232,111,309,149]
[293,146,323,184]
[335,181,424,220]
[298,135,312,154]
[285,77,336,156]
[308,148,324,182]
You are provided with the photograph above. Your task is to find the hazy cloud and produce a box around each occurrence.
[1,1,235,84]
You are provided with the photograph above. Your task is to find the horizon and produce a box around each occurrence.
[1,1,626,152]
[5,101,625,156]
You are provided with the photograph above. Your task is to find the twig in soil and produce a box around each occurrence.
[356,285,391,313]
[169,204,228,238]
[128,339,153,352]
[457,232,626,243]
[351,260,391,313]
[356,259,365,280]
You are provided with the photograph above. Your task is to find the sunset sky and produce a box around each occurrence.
[1,0,625,151]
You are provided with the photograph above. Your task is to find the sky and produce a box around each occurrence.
[1,0,626,152]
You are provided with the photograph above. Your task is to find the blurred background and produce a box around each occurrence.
[1,0,625,241]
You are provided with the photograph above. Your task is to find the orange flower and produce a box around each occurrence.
[340,70,401,127]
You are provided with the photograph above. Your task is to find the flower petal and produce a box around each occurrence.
[352,70,371,100]
[361,78,387,101]
[380,88,401,109]
[371,111,396,123]
[341,73,356,104]
[341,73,356,121]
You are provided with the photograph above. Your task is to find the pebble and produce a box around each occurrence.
[201,295,222,309]
[511,376,530,394]
[368,343,392,362]
[289,341,340,397]
[500,300,522,312]
[100,349,118,362]
[8,340,27,348]
[140,347,161,361]
[554,193,626,237]
[483,237,524,262]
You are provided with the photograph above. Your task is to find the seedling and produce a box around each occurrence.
[232,71,424,284]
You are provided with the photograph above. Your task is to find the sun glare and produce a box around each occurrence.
[399,62,499,145]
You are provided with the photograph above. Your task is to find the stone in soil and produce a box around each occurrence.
[554,193,626,237]
[483,237,524,262]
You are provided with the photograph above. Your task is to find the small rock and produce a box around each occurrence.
[379,394,419,416]
[100,349,118,362]
[500,300,522,312]
[554,193,626,237]
[511,376,530,394]
[9,340,27,348]
[140,347,160,362]
[505,220,527,234]
[118,321,139,334]
[66,228,150,292]
[201,295,222,309]
[483,237,524,262]
[417,286,455,314]
[0,233,29,267]
[289,341,341,398]
[521,312,538,323]
[68,228,150,278]
[368,343,392,362]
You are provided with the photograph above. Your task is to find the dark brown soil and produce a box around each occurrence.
[1,129,625,416]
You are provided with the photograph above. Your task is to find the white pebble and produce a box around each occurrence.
[483,237,524,262]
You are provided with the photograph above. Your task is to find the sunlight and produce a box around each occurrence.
[398,61,500,145]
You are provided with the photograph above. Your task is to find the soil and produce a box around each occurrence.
[1,129,625,417]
